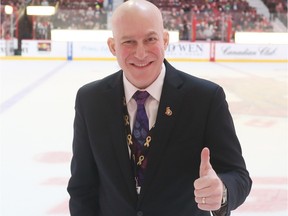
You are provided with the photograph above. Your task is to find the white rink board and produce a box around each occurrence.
[215,43,288,61]
[1,40,286,63]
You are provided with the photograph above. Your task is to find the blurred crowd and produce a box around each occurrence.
[263,0,287,25]
[0,0,287,41]
[150,0,275,41]
[52,1,108,30]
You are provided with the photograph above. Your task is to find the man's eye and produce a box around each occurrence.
[147,37,157,43]
[123,40,134,45]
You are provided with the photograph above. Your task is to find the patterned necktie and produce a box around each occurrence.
[132,90,150,187]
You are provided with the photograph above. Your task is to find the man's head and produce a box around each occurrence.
[107,0,169,89]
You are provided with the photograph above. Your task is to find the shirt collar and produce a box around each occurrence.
[123,63,166,103]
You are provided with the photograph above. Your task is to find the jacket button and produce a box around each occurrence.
[137,211,143,216]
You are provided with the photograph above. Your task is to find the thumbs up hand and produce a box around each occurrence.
[194,148,224,211]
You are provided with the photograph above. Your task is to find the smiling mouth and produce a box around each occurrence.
[131,61,152,68]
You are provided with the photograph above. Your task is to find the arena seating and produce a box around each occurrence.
[0,0,286,41]
[149,0,274,41]
[262,0,287,25]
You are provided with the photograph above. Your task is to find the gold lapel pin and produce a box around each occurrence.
[165,107,173,116]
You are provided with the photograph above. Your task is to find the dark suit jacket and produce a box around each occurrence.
[67,60,252,216]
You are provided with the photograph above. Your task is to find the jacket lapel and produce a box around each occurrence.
[104,72,138,202]
[138,61,186,202]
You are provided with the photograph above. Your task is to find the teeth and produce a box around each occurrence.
[134,63,149,67]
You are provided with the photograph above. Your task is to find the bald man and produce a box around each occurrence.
[67,1,252,215]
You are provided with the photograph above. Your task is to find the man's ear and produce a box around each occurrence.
[163,30,169,50]
[107,37,116,56]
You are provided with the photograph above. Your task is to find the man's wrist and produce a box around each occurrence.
[211,183,228,216]
[221,183,228,206]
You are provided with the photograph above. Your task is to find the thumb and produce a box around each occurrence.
[199,147,212,177]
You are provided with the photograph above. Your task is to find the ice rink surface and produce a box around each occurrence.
[0,59,287,215]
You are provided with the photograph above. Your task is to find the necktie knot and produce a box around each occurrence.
[133,90,150,105]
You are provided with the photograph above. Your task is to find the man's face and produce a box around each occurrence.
[108,10,169,89]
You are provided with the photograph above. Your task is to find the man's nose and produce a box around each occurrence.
[134,43,147,59]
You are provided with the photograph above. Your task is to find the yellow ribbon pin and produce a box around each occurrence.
[137,155,145,165]
[144,136,152,147]
[127,134,133,145]
[124,115,129,125]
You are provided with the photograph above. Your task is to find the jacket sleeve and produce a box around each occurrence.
[205,86,252,215]
[67,89,100,215]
